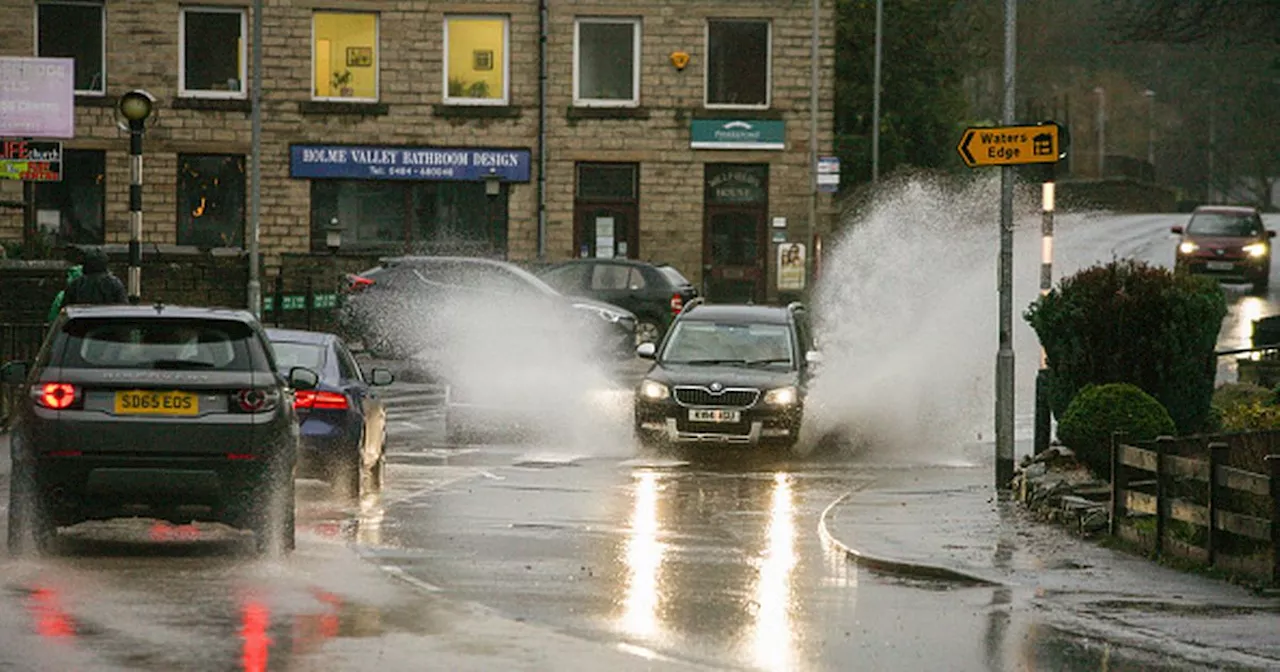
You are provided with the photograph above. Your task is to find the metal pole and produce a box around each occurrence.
[1144,90,1156,171]
[247,0,263,318]
[1094,86,1105,179]
[870,0,883,182]
[808,0,820,285]
[536,0,548,260]
[995,0,1016,489]
[127,119,144,304]
[1033,173,1055,456]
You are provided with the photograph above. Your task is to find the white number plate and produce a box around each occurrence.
[689,409,740,423]
[1206,261,1234,271]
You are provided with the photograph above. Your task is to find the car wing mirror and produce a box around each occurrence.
[0,361,30,384]
[636,342,657,360]
[288,366,320,391]
[370,368,395,386]
[1170,226,1184,235]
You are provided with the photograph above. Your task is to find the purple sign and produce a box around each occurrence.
[0,57,75,139]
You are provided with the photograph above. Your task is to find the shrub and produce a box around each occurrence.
[1057,383,1177,476]
[1218,401,1280,432]
[1024,259,1226,434]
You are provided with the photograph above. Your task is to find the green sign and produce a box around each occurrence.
[262,293,338,312]
[690,119,785,150]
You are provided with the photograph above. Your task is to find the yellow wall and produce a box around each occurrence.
[446,18,505,100]
[314,13,377,99]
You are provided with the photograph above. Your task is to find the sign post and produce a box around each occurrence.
[957,118,1065,490]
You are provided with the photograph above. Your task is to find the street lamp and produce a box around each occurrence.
[324,217,343,254]
[118,89,156,304]
[1143,89,1156,177]
[1093,86,1106,179]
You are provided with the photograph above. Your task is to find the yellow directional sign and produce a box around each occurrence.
[957,123,1062,168]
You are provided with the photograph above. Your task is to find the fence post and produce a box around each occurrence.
[1268,455,1279,586]
[305,276,314,331]
[1207,441,1229,568]
[1155,435,1173,558]
[273,272,284,328]
[1110,430,1127,537]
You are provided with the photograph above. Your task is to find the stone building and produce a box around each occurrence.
[0,0,837,304]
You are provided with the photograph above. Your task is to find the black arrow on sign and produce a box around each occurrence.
[958,130,977,166]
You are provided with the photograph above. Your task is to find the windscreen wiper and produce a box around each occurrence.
[671,358,748,365]
[745,358,792,366]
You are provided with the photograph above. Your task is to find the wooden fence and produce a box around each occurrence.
[1111,435,1279,584]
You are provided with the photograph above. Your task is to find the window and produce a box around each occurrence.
[705,20,770,108]
[313,12,379,101]
[62,319,255,371]
[574,163,639,259]
[590,264,631,291]
[443,16,509,105]
[177,154,246,248]
[573,18,640,107]
[36,2,105,94]
[310,181,508,255]
[180,7,246,98]
[34,149,105,246]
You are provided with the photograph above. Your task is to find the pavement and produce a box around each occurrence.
[819,453,1280,669]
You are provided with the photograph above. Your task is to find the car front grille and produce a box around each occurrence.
[673,386,759,407]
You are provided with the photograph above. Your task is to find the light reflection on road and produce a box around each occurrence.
[748,472,798,672]
[619,470,666,639]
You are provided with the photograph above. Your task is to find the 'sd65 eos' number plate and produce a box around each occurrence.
[114,390,199,416]
[689,409,740,423]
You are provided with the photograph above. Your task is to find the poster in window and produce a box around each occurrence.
[346,46,373,67]
[473,49,494,71]
[777,243,805,291]
[595,216,615,259]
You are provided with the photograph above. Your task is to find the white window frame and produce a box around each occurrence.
[311,11,381,103]
[442,14,510,106]
[703,19,772,110]
[179,6,248,99]
[34,1,107,95]
[572,17,641,108]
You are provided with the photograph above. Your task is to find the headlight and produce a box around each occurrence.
[1178,241,1198,255]
[1244,242,1269,258]
[763,386,798,406]
[573,303,625,324]
[639,379,669,400]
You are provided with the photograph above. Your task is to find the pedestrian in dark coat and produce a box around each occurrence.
[64,247,128,305]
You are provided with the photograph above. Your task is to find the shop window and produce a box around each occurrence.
[573,18,640,107]
[34,150,105,246]
[705,20,770,108]
[177,154,246,248]
[310,181,507,256]
[36,2,105,94]
[180,7,246,98]
[574,163,638,259]
[313,12,379,101]
[443,16,509,105]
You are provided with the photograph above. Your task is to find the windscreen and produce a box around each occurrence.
[1187,212,1262,237]
[59,318,256,371]
[662,321,794,365]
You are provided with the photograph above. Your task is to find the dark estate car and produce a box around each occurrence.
[2,305,317,556]
[266,328,393,498]
[338,256,637,365]
[538,259,699,345]
[1173,205,1274,293]
[633,300,820,450]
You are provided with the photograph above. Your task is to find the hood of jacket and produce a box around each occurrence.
[81,247,110,274]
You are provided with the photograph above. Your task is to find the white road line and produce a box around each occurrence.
[374,564,442,593]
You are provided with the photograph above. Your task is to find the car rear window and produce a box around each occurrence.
[658,266,690,287]
[271,341,326,374]
[59,318,258,371]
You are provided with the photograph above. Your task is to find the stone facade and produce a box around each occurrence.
[0,0,837,304]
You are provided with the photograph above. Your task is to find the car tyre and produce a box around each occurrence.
[6,462,57,557]
[332,456,362,501]
[635,319,663,346]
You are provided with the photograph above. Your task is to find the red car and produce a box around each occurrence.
[1172,205,1274,293]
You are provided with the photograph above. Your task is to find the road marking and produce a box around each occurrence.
[372,563,442,593]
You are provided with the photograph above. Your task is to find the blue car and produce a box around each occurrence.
[266,328,393,498]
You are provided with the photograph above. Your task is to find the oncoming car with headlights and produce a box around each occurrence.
[633,300,820,450]
[1172,205,1274,293]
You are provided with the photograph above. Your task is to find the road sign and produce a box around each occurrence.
[956,123,1062,168]
[0,139,62,181]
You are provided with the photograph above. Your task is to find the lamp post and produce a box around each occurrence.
[1093,86,1106,179]
[485,172,501,256]
[1142,89,1156,177]
[118,89,156,305]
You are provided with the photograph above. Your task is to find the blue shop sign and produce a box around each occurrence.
[290,144,531,182]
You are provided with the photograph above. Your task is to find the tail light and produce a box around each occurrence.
[670,293,684,315]
[346,274,375,293]
[294,390,349,410]
[235,388,280,413]
[33,383,79,410]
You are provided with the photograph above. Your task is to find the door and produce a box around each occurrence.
[703,164,768,303]
[574,204,638,260]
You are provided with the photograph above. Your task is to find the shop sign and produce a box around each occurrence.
[817,156,840,193]
[691,119,785,150]
[0,57,74,139]
[706,166,767,204]
[0,139,62,181]
[290,145,532,182]
[777,243,805,291]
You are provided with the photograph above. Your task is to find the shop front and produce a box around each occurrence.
[289,144,531,257]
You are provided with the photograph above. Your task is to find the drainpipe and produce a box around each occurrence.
[536,0,548,260]
[807,0,820,288]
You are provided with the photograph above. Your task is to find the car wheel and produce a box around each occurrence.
[6,462,57,557]
[251,469,295,556]
[635,319,663,346]
[332,456,362,501]
[1254,275,1270,295]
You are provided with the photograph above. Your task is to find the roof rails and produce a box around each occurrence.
[678,296,706,316]
[785,301,806,313]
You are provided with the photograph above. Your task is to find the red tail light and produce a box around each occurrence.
[235,389,280,413]
[670,293,684,315]
[294,390,349,410]
[34,383,78,410]
[346,274,375,293]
